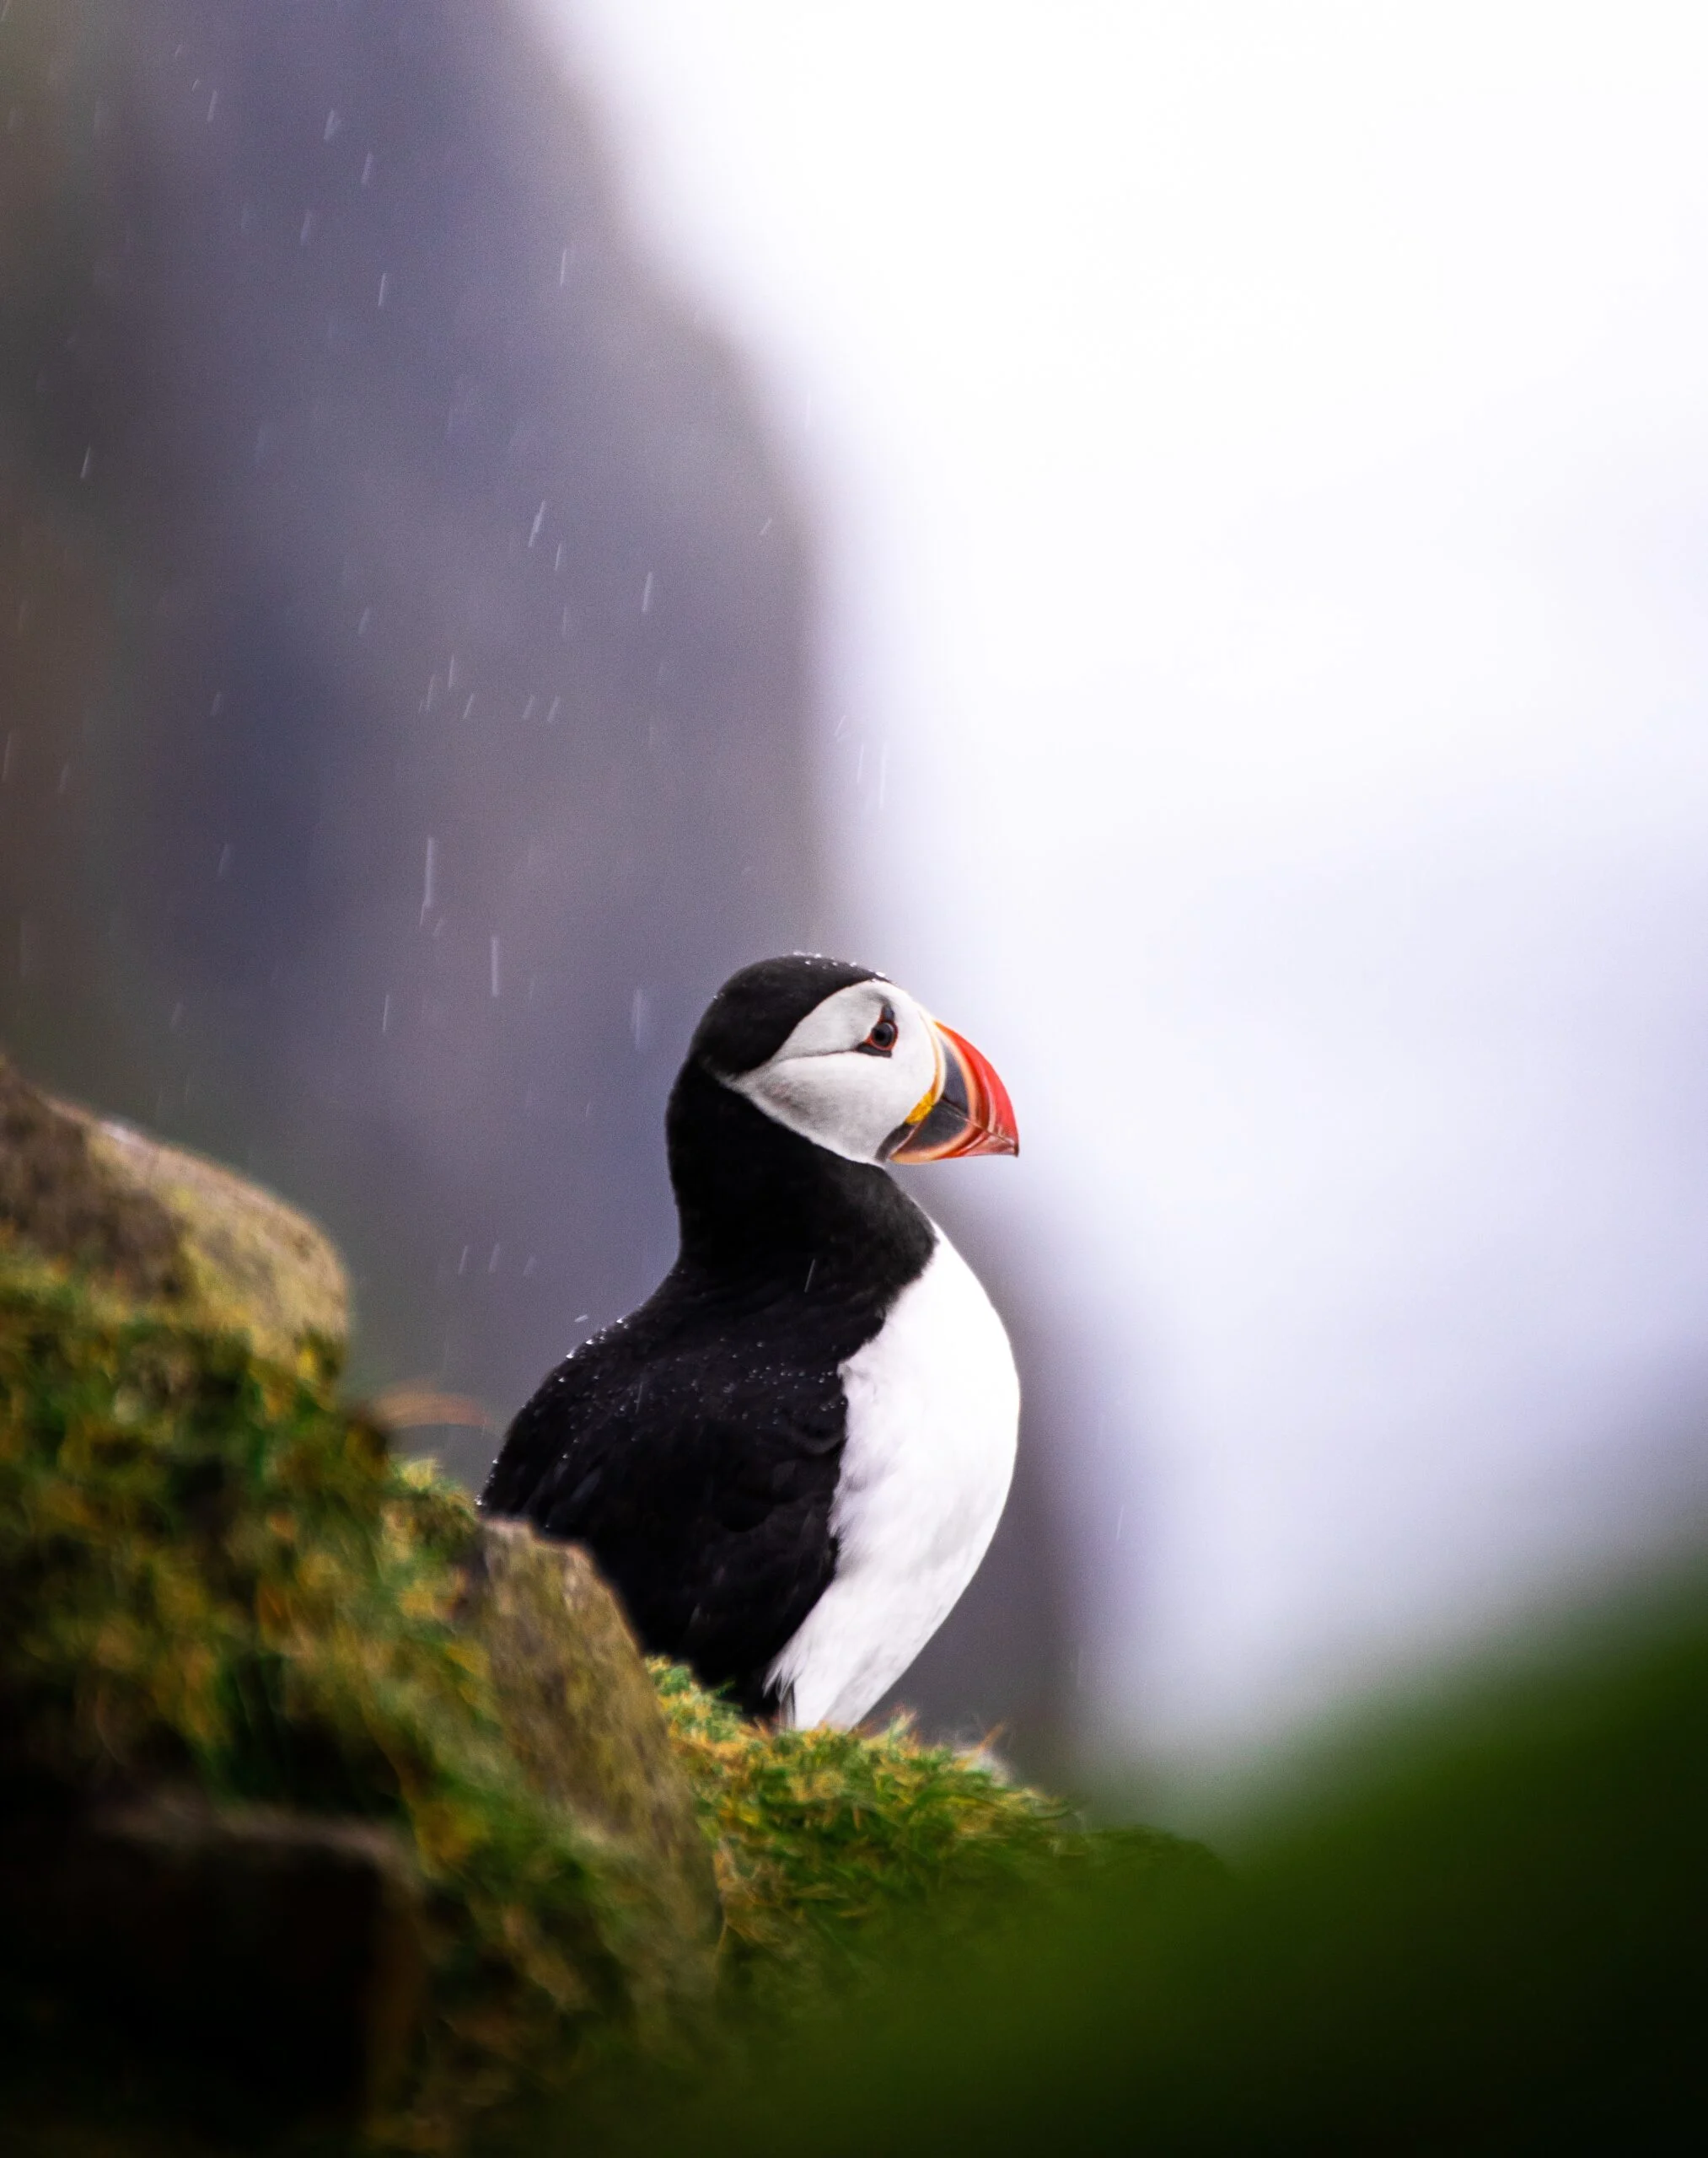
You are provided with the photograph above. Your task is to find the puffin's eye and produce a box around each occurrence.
[857,1003,899,1056]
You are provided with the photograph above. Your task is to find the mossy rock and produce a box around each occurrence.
[0,1250,712,2145]
[463,1522,722,2011]
[2,1788,428,2127]
[0,1055,346,1370]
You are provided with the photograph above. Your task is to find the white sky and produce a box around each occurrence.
[538,1,1708,1774]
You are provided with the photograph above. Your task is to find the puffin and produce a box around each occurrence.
[481,953,1020,1726]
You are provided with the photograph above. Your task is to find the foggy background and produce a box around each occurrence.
[5,1,1708,1803]
[549,1,1708,1793]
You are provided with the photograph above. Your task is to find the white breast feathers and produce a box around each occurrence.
[765,1223,1019,1727]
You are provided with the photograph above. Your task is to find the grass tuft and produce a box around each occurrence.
[650,1661,1194,2003]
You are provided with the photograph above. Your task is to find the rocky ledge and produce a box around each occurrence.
[0,1057,1116,2151]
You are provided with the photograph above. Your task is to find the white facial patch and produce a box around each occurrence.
[723,979,940,1164]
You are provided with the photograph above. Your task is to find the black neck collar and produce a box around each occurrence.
[664,1057,933,1302]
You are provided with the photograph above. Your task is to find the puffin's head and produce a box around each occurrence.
[690,954,1018,1168]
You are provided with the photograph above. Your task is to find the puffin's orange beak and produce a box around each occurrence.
[886,1020,1019,1162]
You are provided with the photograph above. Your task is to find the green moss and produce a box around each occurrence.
[0,1249,639,2145]
[650,1661,1195,2005]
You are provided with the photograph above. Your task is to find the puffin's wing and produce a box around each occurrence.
[483,1336,846,1710]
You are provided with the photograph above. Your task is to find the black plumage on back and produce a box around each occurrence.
[483,960,936,1714]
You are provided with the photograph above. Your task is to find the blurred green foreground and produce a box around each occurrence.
[8,1372,1708,2158]
[604,1563,1708,2158]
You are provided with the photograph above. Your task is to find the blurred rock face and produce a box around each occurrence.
[0,0,819,1442]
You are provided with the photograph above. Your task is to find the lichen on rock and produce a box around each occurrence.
[0,1054,347,1371]
[0,1055,190,1305]
[461,1521,722,2015]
